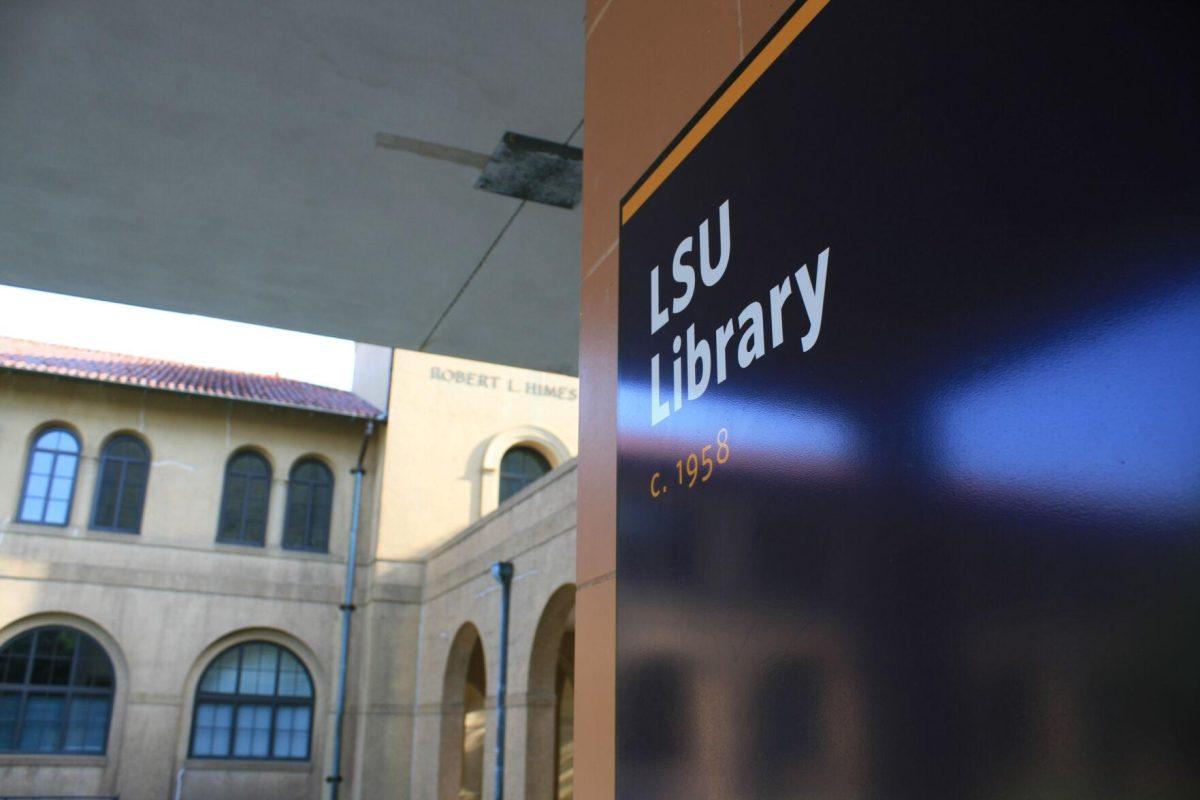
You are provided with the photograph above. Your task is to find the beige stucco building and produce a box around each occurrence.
[0,340,578,800]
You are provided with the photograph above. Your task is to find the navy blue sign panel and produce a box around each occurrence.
[615,1,1199,798]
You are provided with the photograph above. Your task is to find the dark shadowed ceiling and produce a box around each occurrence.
[0,0,583,374]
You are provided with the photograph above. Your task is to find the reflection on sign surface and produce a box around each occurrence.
[615,1,1200,798]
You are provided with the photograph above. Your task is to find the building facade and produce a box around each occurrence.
[345,349,579,800]
[0,340,578,799]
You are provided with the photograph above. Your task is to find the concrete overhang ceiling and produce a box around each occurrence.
[0,0,584,374]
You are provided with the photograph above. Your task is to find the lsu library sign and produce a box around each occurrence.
[615,1,1200,798]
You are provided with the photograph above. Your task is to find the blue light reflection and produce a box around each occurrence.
[618,382,863,480]
[931,282,1200,520]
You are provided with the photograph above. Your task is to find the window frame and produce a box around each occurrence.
[89,434,151,535]
[498,445,552,504]
[281,458,334,554]
[0,625,116,756]
[16,426,82,528]
[215,449,273,547]
[187,642,314,762]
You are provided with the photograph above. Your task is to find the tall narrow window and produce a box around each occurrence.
[18,427,81,526]
[217,451,272,546]
[90,435,150,533]
[282,459,333,552]
[0,625,115,754]
[499,446,551,503]
[189,641,313,760]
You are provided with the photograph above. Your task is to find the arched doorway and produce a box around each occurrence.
[553,628,574,800]
[526,585,576,800]
[439,623,488,800]
[461,638,487,800]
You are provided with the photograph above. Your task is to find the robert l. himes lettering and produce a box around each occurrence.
[428,366,578,401]
[647,199,830,425]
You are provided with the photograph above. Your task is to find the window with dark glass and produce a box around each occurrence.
[282,459,332,552]
[499,446,551,503]
[189,642,313,760]
[90,435,150,533]
[217,451,271,546]
[0,626,115,754]
[18,427,81,526]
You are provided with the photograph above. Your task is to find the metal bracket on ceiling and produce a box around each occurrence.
[474,131,582,209]
[375,130,582,209]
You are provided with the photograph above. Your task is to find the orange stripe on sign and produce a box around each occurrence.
[620,0,833,225]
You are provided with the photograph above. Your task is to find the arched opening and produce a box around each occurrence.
[187,640,314,760]
[499,446,551,504]
[216,449,273,546]
[283,457,334,552]
[461,638,487,800]
[526,585,576,800]
[0,624,116,754]
[478,426,571,518]
[90,432,151,534]
[553,628,574,800]
[176,628,324,768]
[18,425,82,527]
[439,623,488,800]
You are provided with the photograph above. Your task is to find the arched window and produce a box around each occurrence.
[499,446,551,503]
[217,451,272,546]
[283,459,333,552]
[479,428,569,518]
[0,625,115,754]
[189,641,313,760]
[90,434,150,533]
[18,427,81,526]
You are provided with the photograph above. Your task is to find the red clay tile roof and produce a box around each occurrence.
[0,336,383,419]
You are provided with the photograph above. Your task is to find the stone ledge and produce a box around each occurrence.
[0,754,107,768]
[183,758,312,773]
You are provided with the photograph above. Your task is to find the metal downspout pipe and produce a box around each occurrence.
[491,561,514,800]
[327,419,374,799]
